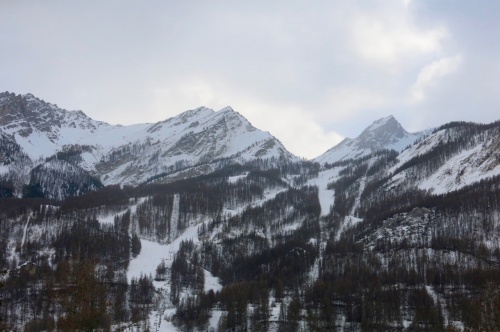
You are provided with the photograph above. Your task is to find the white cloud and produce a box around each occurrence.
[349,6,447,67]
[3,1,499,158]
[224,96,345,160]
[410,54,463,102]
[244,104,344,159]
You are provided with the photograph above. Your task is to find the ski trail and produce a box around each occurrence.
[128,219,222,331]
[20,216,31,255]
[169,194,180,242]
[350,160,374,216]
[306,168,340,217]
[128,197,145,236]
[425,285,464,330]
[335,169,369,240]
[351,176,366,215]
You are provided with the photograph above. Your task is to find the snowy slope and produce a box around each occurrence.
[387,123,500,194]
[96,106,298,185]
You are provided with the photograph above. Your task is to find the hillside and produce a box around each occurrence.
[1,92,500,331]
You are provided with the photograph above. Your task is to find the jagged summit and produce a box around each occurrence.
[314,115,425,164]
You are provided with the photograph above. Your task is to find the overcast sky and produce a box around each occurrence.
[1,1,499,159]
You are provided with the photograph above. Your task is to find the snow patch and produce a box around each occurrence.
[228,172,249,184]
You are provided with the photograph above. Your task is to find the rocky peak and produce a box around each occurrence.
[0,92,107,139]
[355,115,408,150]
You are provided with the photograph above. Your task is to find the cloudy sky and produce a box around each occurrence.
[1,1,499,158]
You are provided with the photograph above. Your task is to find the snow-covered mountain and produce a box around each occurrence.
[94,105,297,185]
[0,92,297,191]
[314,115,427,165]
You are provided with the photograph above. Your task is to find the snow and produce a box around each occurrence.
[351,175,366,214]
[20,216,30,252]
[98,213,119,225]
[282,221,303,232]
[366,115,395,130]
[204,268,223,293]
[269,298,282,322]
[419,144,500,194]
[97,202,141,225]
[127,221,205,281]
[387,130,500,194]
[307,256,320,282]
[306,168,341,216]
[336,215,363,240]
[388,129,447,174]
[314,138,363,165]
[149,310,178,332]
[0,165,9,175]
[208,310,224,330]
[13,130,57,159]
[223,186,289,220]
[228,173,248,184]
[424,285,464,330]
[127,239,168,282]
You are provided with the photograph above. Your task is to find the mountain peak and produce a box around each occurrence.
[361,115,400,133]
[23,92,37,100]
[218,106,234,113]
[314,115,423,164]
[357,115,407,144]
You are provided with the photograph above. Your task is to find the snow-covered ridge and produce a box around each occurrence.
[0,92,298,189]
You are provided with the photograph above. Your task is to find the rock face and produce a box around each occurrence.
[0,92,106,139]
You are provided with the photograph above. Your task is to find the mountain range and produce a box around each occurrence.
[1,91,500,331]
[5,91,493,198]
